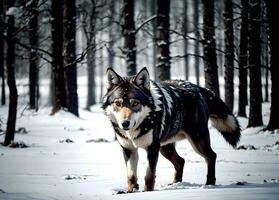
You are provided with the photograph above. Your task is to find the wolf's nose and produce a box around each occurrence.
[122,120,130,129]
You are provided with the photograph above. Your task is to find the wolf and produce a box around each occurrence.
[102,67,241,192]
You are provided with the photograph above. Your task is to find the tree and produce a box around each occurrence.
[123,0,136,76]
[183,0,189,80]
[80,0,98,110]
[27,0,39,111]
[156,0,170,81]
[215,2,224,77]
[108,0,115,70]
[4,0,18,146]
[266,0,279,131]
[51,0,67,115]
[238,0,249,117]
[64,0,79,117]
[150,0,157,80]
[224,0,234,111]
[193,0,200,85]
[202,0,220,97]
[261,0,269,103]
[0,0,5,105]
[247,0,263,127]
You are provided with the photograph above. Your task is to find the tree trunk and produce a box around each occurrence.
[86,41,96,110]
[224,0,234,111]
[202,0,220,97]
[247,0,263,127]
[183,0,189,80]
[108,0,115,69]
[156,0,170,81]
[216,2,224,77]
[193,0,200,85]
[0,0,5,105]
[266,0,279,131]
[28,0,39,111]
[99,45,104,103]
[123,0,136,76]
[85,1,97,110]
[142,0,149,66]
[150,0,157,80]
[64,0,79,117]
[238,0,248,117]
[4,11,18,146]
[51,0,67,115]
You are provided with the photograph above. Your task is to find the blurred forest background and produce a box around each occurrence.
[0,0,278,146]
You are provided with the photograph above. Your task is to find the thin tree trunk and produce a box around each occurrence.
[142,0,149,66]
[183,0,189,80]
[86,42,96,110]
[156,0,170,81]
[51,0,66,115]
[247,0,263,127]
[150,0,157,80]
[4,10,18,146]
[193,0,200,85]
[28,0,39,111]
[216,1,224,77]
[0,0,5,105]
[261,0,269,103]
[224,0,234,111]
[84,0,97,110]
[266,0,279,130]
[264,55,269,102]
[202,0,220,97]
[99,45,104,103]
[238,0,248,117]
[64,0,79,117]
[123,0,136,76]
[108,0,115,69]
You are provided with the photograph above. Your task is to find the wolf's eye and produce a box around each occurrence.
[114,101,121,107]
[131,101,139,107]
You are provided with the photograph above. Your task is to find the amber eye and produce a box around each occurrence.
[131,101,139,107]
[114,101,121,107]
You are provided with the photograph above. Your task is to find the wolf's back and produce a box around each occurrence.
[199,87,241,148]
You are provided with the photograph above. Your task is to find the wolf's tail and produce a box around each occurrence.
[199,87,241,148]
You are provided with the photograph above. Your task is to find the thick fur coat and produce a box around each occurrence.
[102,67,241,192]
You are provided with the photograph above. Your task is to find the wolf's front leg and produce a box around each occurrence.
[144,143,160,191]
[121,147,139,193]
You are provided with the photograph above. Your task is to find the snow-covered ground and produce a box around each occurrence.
[0,102,279,200]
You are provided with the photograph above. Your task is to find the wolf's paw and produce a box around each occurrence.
[127,183,139,193]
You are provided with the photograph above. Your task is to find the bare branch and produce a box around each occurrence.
[135,15,157,35]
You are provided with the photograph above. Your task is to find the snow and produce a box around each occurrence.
[6,7,21,18]
[1,101,279,199]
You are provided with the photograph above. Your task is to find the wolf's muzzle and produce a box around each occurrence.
[122,120,130,130]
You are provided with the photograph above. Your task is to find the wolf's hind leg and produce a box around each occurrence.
[188,133,217,185]
[160,143,185,183]
[121,147,139,192]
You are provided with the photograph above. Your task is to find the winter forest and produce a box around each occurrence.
[0,0,279,199]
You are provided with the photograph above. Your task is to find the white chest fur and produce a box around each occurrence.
[116,129,153,149]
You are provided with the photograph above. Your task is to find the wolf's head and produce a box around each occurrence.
[102,67,152,131]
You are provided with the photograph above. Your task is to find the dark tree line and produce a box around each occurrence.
[1,0,278,146]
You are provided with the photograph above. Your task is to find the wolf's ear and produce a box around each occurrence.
[134,67,150,90]
[106,68,123,90]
